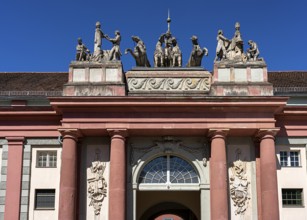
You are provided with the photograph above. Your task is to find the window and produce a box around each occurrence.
[280,151,300,167]
[35,189,55,209]
[282,189,303,206]
[37,151,57,168]
[138,156,199,184]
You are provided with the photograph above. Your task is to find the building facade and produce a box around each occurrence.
[1,21,307,220]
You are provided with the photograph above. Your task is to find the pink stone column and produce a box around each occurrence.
[209,129,229,220]
[108,129,127,220]
[258,130,279,220]
[58,129,80,220]
[4,137,24,220]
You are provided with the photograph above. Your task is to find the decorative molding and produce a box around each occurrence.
[256,128,279,140]
[229,149,250,215]
[26,138,60,145]
[127,77,211,92]
[87,149,107,216]
[130,136,208,166]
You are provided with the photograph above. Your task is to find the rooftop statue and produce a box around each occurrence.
[187,35,208,67]
[125,36,151,67]
[153,11,182,67]
[76,38,91,61]
[214,22,246,62]
[247,40,260,61]
[229,22,244,58]
[105,30,122,61]
[214,30,230,62]
[89,21,106,62]
[154,34,165,67]
[171,37,182,67]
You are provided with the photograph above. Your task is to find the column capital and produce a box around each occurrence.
[256,128,279,141]
[5,137,25,145]
[58,128,82,141]
[107,129,128,139]
[208,129,229,140]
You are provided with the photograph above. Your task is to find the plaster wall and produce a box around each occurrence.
[227,137,258,220]
[28,146,61,220]
[276,137,307,220]
[79,137,110,220]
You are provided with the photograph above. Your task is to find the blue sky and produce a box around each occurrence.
[0,0,306,72]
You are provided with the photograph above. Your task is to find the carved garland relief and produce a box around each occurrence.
[87,149,107,216]
[229,149,250,215]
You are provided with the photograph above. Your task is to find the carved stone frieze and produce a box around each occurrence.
[87,149,107,216]
[127,77,210,91]
[125,69,212,96]
[229,149,250,215]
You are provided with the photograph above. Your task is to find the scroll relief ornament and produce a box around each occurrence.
[128,77,210,92]
[87,154,107,216]
[229,149,250,215]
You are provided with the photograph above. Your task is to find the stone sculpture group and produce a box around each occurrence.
[76,16,262,68]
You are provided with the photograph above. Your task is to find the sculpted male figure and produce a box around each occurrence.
[105,30,122,61]
[215,30,229,61]
[154,34,165,67]
[94,21,104,54]
[247,40,260,61]
[76,38,90,61]
[170,38,182,67]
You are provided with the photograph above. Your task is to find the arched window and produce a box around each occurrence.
[138,155,199,184]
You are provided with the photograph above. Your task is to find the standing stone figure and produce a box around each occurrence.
[92,21,105,62]
[171,38,182,67]
[125,36,151,67]
[187,35,208,67]
[163,31,173,67]
[94,21,104,54]
[154,34,165,67]
[214,30,229,62]
[105,30,122,61]
[229,22,244,58]
[76,38,90,61]
[247,40,260,61]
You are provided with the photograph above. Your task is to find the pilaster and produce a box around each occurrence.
[208,129,229,220]
[58,129,81,220]
[4,137,25,220]
[108,129,128,220]
[256,129,280,220]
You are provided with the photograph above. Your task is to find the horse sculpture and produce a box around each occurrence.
[125,36,151,67]
[187,36,208,67]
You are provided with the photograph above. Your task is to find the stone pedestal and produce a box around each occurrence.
[63,61,126,96]
[125,67,212,96]
[211,61,273,96]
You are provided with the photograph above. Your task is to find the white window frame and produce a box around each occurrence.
[36,150,57,168]
[138,155,200,191]
[279,150,301,167]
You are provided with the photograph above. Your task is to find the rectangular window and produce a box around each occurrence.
[35,189,55,209]
[37,151,57,168]
[280,151,300,167]
[282,189,303,206]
